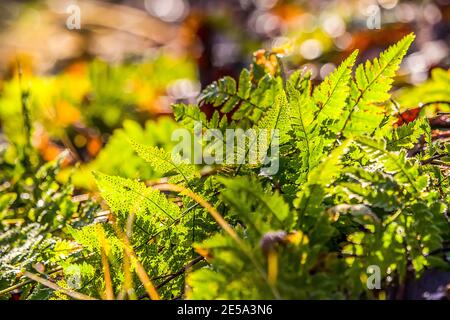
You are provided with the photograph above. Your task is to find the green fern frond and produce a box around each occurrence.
[199,70,279,124]
[314,50,358,122]
[288,73,316,137]
[355,136,428,193]
[387,117,429,150]
[199,76,240,112]
[255,85,291,144]
[68,223,123,257]
[341,34,415,136]
[93,171,180,222]
[219,176,292,226]
[172,103,208,126]
[199,69,253,115]
[286,73,321,173]
[172,103,230,130]
[295,139,351,220]
[130,140,199,184]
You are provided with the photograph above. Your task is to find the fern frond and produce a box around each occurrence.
[69,224,123,256]
[355,136,428,193]
[199,70,279,123]
[199,69,252,113]
[199,76,239,112]
[93,171,180,222]
[172,103,230,130]
[287,73,320,172]
[288,73,316,136]
[237,68,252,101]
[219,176,291,225]
[241,74,280,122]
[130,140,199,184]
[313,50,358,122]
[172,103,208,127]
[387,117,428,150]
[340,34,415,136]
[295,139,351,220]
[256,85,291,144]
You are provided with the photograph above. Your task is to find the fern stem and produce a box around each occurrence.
[0,267,63,297]
[421,153,450,165]
[201,90,265,112]
[98,229,115,300]
[22,271,96,300]
[139,256,205,299]
[419,100,450,108]
[111,218,161,300]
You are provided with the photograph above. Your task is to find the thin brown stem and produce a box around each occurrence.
[22,271,96,300]
[421,153,450,165]
[139,256,205,299]
[110,218,160,300]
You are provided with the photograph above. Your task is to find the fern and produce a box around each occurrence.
[93,172,181,223]
[313,50,358,124]
[340,33,415,136]
[0,149,99,296]
[355,136,429,193]
[199,69,280,124]
[3,34,450,301]
[130,140,199,184]
[294,139,351,222]
[387,117,429,150]
[172,103,229,130]
[287,72,320,174]
[219,176,292,227]
[255,84,291,144]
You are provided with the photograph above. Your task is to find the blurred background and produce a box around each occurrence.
[0,1,448,79]
[0,0,449,187]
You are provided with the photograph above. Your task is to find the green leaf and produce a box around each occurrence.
[341,34,415,136]
[355,136,428,193]
[93,171,180,222]
[237,69,252,100]
[130,139,199,184]
[219,176,291,225]
[387,117,428,150]
[314,50,358,122]
[295,139,351,219]
[256,84,291,144]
